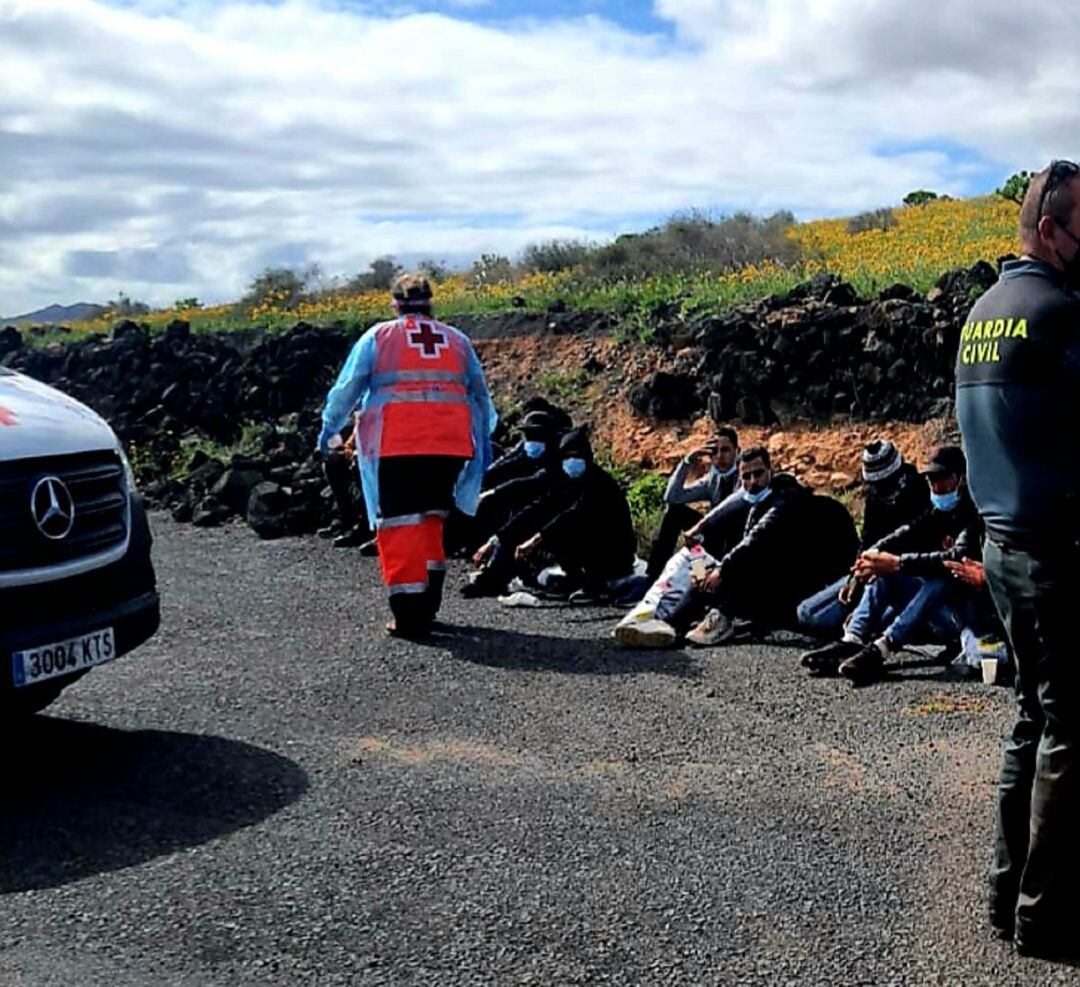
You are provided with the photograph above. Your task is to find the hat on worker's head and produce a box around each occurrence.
[861,439,903,483]
[920,444,967,478]
[558,426,593,461]
[390,272,434,305]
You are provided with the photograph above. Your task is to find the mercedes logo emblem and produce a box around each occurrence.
[31,476,76,540]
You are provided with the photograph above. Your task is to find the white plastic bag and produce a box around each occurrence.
[623,545,717,625]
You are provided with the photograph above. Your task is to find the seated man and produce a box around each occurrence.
[449,403,570,555]
[484,401,572,490]
[318,414,373,548]
[465,427,636,599]
[645,427,741,578]
[796,438,929,635]
[800,444,982,684]
[616,446,857,647]
[471,411,566,541]
[614,490,750,647]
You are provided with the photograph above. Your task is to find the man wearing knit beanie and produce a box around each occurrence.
[796,438,929,637]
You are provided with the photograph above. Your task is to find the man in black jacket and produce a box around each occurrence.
[796,438,929,635]
[461,409,567,551]
[956,160,1080,957]
[465,427,636,598]
[483,405,570,490]
[682,446,858,646]
[800,445,982,683]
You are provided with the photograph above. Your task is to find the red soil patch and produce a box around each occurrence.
[475,334,957,495]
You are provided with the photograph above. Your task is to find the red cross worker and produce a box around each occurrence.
[319,272,497,637]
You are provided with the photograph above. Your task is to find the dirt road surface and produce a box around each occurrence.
[0,517,1071,985]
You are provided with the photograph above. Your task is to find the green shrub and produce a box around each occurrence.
[996,170,1033,206]
[470,253,514,286]
[903,190,939,207]
[847,208,897,234]
[241,267,309,311]
[586,210,798,279]
[519,239,595,274]
[535,369,588,404]
[624,470,668,557]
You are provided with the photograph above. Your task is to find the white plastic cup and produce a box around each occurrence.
[981,658,999,685]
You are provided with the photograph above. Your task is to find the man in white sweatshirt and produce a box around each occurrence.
[645,426,740,579]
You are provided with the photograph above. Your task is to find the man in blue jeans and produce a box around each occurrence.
[799,445,982,684]
[797,438,928,636]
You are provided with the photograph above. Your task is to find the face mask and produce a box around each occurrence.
[523,440,545,459]
[930,490,960,512]
[743,487,772,505]
[562,457,587,479]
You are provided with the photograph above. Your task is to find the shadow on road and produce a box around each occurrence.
[0,717,308,894]
[425,623,701,678]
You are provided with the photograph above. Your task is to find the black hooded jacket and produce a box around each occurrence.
[872,485,983,578]
[862,461,930,549]
[497,430,635,578]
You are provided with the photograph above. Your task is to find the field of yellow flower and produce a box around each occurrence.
[789,195,1018,295]
[62,194,1019,341]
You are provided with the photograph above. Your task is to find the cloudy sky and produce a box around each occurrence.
[0,0,1072,315]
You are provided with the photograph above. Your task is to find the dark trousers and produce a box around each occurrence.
[323,451,365,533]
[377,456,465,629]
[646,504,703,579]
[983,538,1080,942]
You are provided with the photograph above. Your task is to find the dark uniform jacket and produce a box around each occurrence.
[873,486,982,578]
[956,258,1080,547]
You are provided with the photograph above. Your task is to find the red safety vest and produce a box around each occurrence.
[370,315,475,459]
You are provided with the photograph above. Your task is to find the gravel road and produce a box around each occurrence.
[1,515,1075,985]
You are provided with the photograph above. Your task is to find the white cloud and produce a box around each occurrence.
[0,0,1068,313]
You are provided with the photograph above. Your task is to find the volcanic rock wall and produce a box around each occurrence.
[0,261,994,538]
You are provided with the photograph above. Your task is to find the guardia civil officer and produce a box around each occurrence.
[956,160,1080,959]
[318,273,497,637]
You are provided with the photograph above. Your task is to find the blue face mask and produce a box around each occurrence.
[562,457,587,479]
[930,489,960,512]
[523,440,545,459]
[743,487,772,505]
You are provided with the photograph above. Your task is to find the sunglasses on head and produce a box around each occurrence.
[1037,159,1080,224]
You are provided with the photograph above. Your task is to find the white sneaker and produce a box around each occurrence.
[613,617,677,648]
[685,608,734,647]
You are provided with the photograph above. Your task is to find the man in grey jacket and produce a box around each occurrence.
[646,427,740,578]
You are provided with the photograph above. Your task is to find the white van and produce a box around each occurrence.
[0,367,160,715]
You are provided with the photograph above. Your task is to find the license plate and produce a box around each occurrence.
[12,627,116,688]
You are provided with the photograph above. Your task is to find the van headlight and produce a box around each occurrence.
[117,444,137,493]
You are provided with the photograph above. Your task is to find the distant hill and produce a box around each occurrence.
[2,302,108,326]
